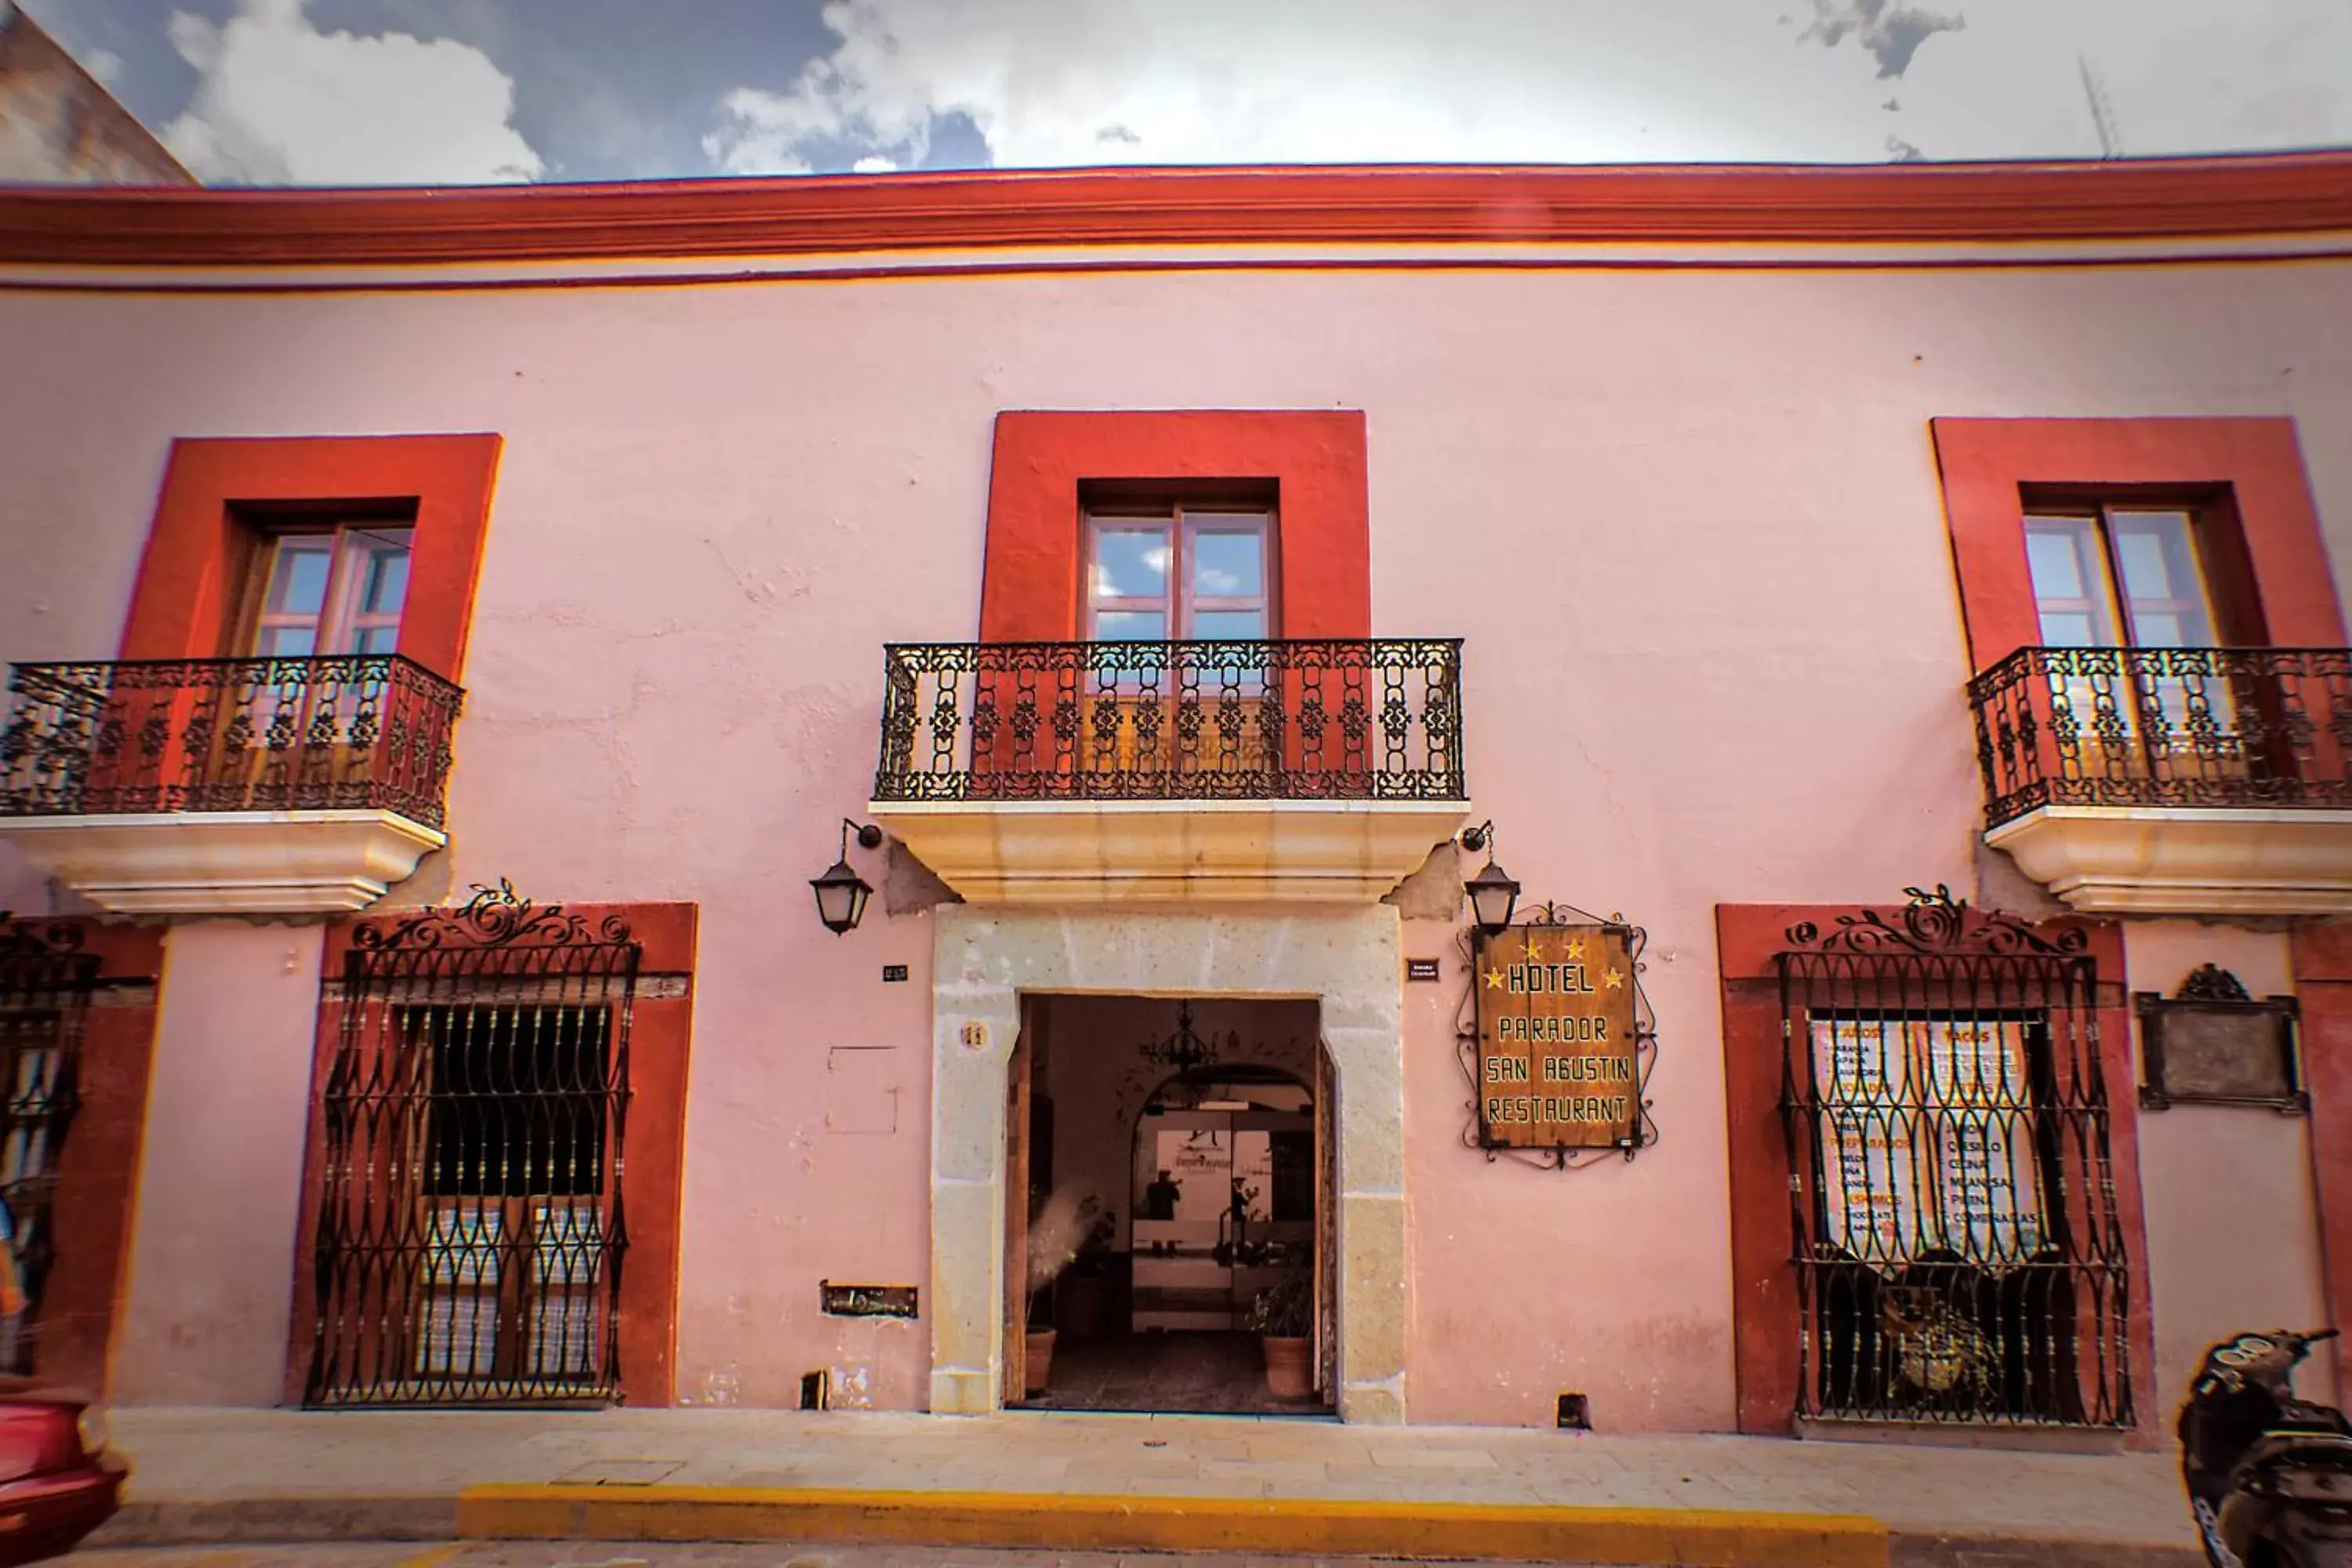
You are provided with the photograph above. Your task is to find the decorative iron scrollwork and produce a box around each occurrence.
[0,655,463,828]
[307,880,641,1409]
[1784,885,2088,959]
[354,880,634,953]
[0,913,102,1378]
[2176,964,2252,1003]
[1967,644,2352,828]
[1775,890,2130,1430]
[872,638,1466,803]
[0,914,85,963]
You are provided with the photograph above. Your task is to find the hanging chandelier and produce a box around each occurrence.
[1137,1000,1231,1073]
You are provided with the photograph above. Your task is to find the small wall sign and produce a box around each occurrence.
[1473,923,1640,1149]
[1406,958,1441,982]
[820,1281,919,1319]
[882,964,909,982]
[958,1021,989,1051]
[2136,965,2304,1112]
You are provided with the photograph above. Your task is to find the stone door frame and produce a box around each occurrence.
[927,906,1407,1423]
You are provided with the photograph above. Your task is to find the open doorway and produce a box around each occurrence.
[1007,994,1334,1417]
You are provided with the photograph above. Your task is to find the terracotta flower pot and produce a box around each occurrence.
[1261,1334,1313,1399]
[1024,1328,1058,1396]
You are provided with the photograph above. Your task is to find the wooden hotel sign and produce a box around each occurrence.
[1475,924,1639,1149]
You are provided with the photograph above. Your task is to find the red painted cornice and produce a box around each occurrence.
[3,154,2350,268]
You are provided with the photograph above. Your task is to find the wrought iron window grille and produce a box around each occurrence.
[2135,964,2304,1114]
[1967,644,2352,828]
[1451,898,1661,1171]
[1777,886,2133,1430]
[0,916,100,1379]
[872,638,1466,803]
[1,655,463,827]
[303,881,640,1410]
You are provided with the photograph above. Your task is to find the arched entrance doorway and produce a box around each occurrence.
[1007,994,1334,1415]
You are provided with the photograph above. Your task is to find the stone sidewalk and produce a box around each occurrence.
[88,1406,2205,1567]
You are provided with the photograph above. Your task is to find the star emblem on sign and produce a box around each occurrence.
[1523,932,1544,959]
[1605,967,1625,989]
[1483,968,1506,990]
[1566,937,1586,960]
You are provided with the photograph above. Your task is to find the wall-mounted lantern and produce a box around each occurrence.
[1460,820,1520,935]
[811,820,885,935]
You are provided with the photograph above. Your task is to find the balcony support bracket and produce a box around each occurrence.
[0,809,448,916]
[1985,805,2352,916]
[869,797,1472,906]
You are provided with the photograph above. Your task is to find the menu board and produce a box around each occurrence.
[1810,1018,2046,1270]
[1475,924,1639,1149]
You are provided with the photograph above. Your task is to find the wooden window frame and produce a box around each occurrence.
[240,519,417,659]
[2020,499,2236,651]
[1083,504,1279,641]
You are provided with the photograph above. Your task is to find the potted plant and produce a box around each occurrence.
[1022,1189,1098,1396]
[1246,1272,1314,1399]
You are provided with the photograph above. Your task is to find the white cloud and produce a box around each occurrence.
[704,0,2352,175]
[162,0,543,185]
[82,47,125,85]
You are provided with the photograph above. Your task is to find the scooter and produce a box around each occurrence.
[2180,1328,2352,1567]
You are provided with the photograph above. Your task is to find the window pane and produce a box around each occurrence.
[1190,525,1265,598]
[2038,614,2095,648]
[1191,609,1266,641]
[2022,517,2117,647]
[1094,611,1166,641]
[266,542,333,617]
[257,625,318,657]
[2110,510,2216,648]
[2024,529,2084,599]
[358,542,412,617]
[1091,525,1170,601]
[351,626,401,655]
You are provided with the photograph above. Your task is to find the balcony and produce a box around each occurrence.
[869,639,1469,903]
[1969,645,2352,914]
[0,656,461,915]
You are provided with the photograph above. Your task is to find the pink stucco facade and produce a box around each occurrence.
[1,162,2348,1436]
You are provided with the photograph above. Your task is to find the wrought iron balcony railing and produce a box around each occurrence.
[873,639,1466,802]
[0,656,463,828]
[1968,645,2352,829]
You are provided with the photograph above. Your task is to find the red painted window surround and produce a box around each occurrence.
[281,902,697,1406]
[2293,924,2352,1392]
[120,434,503,678]
[979,411,1370,641]
[19,921,165,1402]
[1713,902,2161,1441]
[1930,417,2344,670]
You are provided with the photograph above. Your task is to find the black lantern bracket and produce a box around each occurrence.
[1451,896,1661,1172]
[1458,820,1522,935]
[2136,964,2306,1113]
[811,819,886,936]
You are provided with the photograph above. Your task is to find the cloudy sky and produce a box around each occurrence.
[21,0,2352,186]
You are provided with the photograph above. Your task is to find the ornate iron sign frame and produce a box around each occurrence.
[1454,898,1659,1169]
[2136,964,2306,1113]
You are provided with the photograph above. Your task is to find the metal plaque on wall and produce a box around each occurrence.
[1474,924,1639,1149]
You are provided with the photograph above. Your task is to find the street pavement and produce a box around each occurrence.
[81,1406,2205,1565]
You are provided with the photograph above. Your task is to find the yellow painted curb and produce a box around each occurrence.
[456,1483,1890,1567]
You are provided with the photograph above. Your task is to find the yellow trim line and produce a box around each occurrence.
[457,1483,1890,1567]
